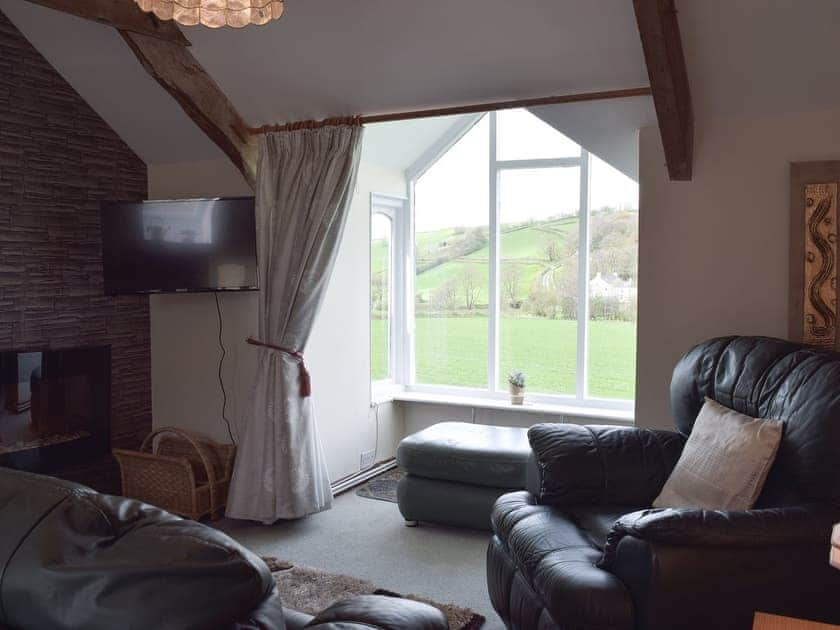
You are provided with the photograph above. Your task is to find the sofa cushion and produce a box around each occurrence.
[654,398,782,510]
[491,491,635,629]
[397,422,530,488]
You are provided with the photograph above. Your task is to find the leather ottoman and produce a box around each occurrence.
[396,421,530,530]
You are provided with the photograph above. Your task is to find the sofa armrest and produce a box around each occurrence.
[599,504,838,569]
[304,595,448,630]
[527,423,685,506]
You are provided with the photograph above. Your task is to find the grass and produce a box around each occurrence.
[372,316,636,400]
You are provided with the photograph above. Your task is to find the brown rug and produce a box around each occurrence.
[263,557,485,630]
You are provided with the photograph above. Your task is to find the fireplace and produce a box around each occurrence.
[0,346,111,473]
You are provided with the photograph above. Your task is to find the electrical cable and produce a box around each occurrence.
[373,402,380,464]
[214,292,236,444]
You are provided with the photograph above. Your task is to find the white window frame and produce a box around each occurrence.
[378,111,634,412]
[370,193,408,400]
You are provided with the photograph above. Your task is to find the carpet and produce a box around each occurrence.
[263,556,485,630]
[355,467,403,503]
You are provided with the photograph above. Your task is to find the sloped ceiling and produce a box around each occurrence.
[0,0,649,167]
[3,0,840,174]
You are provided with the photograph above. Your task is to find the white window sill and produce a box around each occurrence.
[392,391,634,424]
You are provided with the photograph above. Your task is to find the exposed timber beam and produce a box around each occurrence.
[633,0,693,180]
[120,30,257,188]
[23,0,190,46]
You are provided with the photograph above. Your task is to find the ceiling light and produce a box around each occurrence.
[134,0,284,29]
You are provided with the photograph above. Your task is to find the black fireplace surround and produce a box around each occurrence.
[0,346,110,473]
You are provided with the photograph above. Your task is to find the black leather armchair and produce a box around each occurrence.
[487,336,840,630]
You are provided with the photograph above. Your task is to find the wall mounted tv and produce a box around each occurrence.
[101,197,258,295]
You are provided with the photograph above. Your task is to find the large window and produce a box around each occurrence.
[372,109,638,407]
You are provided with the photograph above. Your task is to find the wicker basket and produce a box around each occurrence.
[113,427,236,521]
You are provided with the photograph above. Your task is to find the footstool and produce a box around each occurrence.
[396,421,531,531]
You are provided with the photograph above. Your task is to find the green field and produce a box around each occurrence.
[372,316,636,400]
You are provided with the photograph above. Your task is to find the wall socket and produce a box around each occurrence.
[360,449,376,470]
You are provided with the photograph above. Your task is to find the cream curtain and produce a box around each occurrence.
[226,123,364,523]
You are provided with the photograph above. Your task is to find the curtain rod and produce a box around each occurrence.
[248,86,652,134]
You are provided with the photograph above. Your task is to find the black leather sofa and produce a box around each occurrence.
[0,468,448,630]
[487,336,840,630]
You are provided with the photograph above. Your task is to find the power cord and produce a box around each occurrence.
[214,292,236,444]
[365,400,381,470]
[373,402,380,463]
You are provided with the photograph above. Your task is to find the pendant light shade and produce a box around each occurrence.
[134,0,284,29]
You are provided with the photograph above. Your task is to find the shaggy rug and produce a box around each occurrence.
[355,468,403,503]
[263,557,484,630]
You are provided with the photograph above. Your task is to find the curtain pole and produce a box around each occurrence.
[248,86,652,135]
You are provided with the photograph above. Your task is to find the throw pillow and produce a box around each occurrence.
[653,398,783,510]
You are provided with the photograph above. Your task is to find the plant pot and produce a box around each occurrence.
[509,384,525,405]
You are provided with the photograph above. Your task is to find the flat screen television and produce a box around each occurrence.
[101,197,258,295]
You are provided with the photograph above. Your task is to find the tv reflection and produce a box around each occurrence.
[142,203,214,245]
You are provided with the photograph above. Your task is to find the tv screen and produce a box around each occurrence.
[101,197,258,294]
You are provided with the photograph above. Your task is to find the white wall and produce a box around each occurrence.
[401,403,624,436]
[148,157,408,483]
[636,106,840,429]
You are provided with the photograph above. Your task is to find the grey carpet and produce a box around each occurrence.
[355,468,403,503]
[263,557,484,629]
[216,486,505,629]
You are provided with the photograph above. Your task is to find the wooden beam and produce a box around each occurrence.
[250,87,653,134]
[120,30,257,189]
[633,0,693,180]
[23,0,190,46]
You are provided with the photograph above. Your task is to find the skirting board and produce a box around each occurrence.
[331,458,397,496]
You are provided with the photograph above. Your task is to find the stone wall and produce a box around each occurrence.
[0,10,149,492]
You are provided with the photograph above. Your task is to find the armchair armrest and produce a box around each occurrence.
[599,504,838,569]
[305,595,448,630]
[527,423,685,506]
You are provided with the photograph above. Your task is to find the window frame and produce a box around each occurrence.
[370,193,408,398]
[380,111,634,412]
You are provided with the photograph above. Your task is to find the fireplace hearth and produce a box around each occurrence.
[0,346,111,474]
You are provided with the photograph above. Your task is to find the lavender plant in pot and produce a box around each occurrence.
[508,370,526,405]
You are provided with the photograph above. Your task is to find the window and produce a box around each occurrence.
[372,109,638,408]
[370,211,393,381]
[370,194,407,387]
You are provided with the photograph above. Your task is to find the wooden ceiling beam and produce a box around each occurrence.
[633,0,693,180]
[120,30,257,189]
[21,0,256,188]
[23,0,190,46]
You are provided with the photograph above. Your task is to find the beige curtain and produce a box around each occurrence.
[226,123,364,523]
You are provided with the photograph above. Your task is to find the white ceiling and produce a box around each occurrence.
[679,0,840,120]
[3,0,840,171]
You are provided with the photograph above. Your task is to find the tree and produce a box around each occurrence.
[502,265,522,307]
[432,279,458,310]
[544,238,562,262]
[458,266,481,310]
[370,274,386,315]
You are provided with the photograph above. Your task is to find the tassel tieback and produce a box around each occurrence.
[246,336,312,397]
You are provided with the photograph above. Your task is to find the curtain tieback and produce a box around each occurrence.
[245,336,311,397]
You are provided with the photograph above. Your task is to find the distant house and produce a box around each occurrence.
[590,272,637,303]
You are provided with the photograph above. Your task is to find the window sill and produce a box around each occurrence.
[392,391,634,424]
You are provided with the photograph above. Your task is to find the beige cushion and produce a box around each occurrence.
[653,398,783,510]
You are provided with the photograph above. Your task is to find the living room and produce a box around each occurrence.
[2,1,840,629]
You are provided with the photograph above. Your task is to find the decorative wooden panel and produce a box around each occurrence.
[0,10,150,492]
[789,162,840,351]
[802,183,838,346]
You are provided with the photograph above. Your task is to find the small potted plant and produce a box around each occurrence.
[508,370,526,405]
